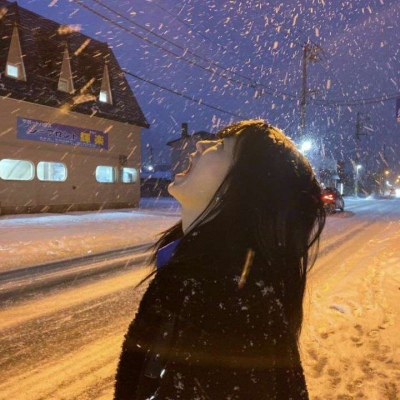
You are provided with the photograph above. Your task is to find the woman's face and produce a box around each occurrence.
[168,137,236,210]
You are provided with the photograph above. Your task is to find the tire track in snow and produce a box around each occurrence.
[0,266,149,399]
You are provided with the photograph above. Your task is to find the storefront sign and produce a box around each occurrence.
[16,117,108,149]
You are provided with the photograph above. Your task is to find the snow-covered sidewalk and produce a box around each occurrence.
[0,198,180,273]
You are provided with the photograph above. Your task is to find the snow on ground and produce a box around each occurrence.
[0,198,181,272]
[1,196,399,399]
[302,197,400,399]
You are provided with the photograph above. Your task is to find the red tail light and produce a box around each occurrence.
[322,194,334,201]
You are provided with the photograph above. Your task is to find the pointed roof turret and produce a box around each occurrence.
[5,24,26,80]
[57,45,74,93]
[99,64,112,104]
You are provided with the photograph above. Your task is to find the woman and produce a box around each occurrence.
[114,120,325,399]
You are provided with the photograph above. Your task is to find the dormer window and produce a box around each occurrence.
[6,63,19,79]
[99,90,108,103]
[99,64,112,104]
[58,78,70,93]
[6,26,26,81]
[57,46,74,93]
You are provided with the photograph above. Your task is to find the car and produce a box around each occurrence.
[321,187,345,212]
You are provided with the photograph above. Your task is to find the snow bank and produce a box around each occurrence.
[0,199,180,272]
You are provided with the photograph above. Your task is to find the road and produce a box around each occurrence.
[0,198,399,399]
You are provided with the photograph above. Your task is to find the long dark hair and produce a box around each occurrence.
[147,120,325,341]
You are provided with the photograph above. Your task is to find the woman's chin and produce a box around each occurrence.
[168,179,182,199]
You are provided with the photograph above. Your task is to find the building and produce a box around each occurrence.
[140,164,172,197]
[167,123,215,179]
[0,0,148,215]
[316,156,341,190]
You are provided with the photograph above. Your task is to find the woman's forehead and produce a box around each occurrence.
[201,137,235,144]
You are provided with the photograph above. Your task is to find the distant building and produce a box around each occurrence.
[167,123,215,179]
[0,0,148,214]
[313,156,340,190]
[140,164,172,197]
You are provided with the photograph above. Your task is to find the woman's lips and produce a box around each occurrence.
[176,159,193,177]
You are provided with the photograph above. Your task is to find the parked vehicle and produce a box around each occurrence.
[322,187,345,212]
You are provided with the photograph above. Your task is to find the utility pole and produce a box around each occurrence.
[382,143,388,195]
[355,111,364,165]
[354,112,369,197]
[355,111,368,143]
[149,144,154,166]
[145,143,154,169]
[300,43,323,138]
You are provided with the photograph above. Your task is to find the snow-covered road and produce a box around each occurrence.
[0,198,399,399]
[303,198,400,399]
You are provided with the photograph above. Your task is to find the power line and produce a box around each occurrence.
[124,69,248,120]
[6,3,398,110]
[71,0,299,101]
[80,0,398,108]
[312,92,400,107]
[148,1,304,67]
[91,0,252,86]
[147,0,230,55]
[0,9,248,119]
[100,1,400,109]
[69,0,251,89]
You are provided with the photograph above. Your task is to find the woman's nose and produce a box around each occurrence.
[196,140,217,153]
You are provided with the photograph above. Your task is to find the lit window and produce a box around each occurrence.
[6,26,26,81]
[121,167,138,183]
[95,166,116,183]
[99,64,113,104]
[58,78,70,93]
[99,90,108,103]
[0,159,34,180]
[37,162,67,181]
[6,63,19,79]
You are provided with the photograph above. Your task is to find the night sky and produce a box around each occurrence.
[13,0,400,177]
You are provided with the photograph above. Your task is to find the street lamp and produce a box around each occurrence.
[300,140,312,153]
[383,170,390,195]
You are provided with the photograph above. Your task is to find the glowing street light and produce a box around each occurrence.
[300,140,312,153]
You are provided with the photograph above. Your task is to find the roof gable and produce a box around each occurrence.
[0,0,149,127]
[167,131,215,146]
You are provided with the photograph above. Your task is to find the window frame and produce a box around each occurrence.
[5,63,20,79]
[0,158,35,181]
[57,78,71,93]
[99,90,109,104]
[95,165,117,183]
[121,167,138,183]
[36,161,68,182]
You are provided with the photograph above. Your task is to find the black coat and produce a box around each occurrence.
[114,245,309,400]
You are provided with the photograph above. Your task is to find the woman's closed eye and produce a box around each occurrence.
[213,140,224,149]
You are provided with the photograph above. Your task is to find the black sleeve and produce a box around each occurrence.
[114,267,183,400]
[114,280,163,400]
